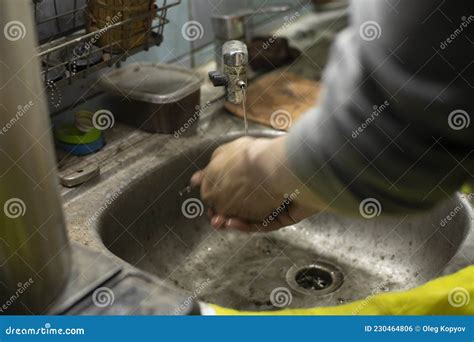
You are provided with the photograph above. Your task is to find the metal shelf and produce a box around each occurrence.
[34,0,180,90]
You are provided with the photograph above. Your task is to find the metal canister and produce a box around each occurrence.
[0,0,71,314]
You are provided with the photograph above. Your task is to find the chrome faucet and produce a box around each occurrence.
[209,40,248,104]
[211,5,291,68]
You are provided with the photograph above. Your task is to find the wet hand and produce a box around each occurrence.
[191,136,324,232]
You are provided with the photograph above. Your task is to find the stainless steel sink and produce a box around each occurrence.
[57,12,472,314]
[96,132,471,311]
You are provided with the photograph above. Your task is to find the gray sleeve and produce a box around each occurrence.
[287,0,474,216]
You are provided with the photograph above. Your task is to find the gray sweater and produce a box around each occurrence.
[287,0,473,215]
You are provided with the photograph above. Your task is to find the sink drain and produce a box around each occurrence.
[295,267,333,290]
[286,261,343,296]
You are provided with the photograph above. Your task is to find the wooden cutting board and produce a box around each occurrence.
[224,71,322,131]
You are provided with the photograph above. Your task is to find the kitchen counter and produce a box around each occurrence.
[47,242,191,315]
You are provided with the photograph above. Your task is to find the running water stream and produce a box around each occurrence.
[242,87,248,136]
[180,87,248,196]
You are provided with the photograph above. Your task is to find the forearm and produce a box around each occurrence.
[286,1,474,216]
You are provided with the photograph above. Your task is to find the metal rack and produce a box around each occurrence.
[34,0,180,89]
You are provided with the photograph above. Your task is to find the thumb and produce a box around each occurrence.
[191,170,205,187]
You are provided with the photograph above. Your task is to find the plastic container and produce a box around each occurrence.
[54,122,102,144]
[99,63,203,134]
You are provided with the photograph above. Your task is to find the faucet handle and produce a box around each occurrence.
[208,71,229,87]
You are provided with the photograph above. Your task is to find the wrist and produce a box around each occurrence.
[249,136,328,211]
[248,136,295,197]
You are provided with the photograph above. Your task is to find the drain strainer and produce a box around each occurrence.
[286,261,343,296]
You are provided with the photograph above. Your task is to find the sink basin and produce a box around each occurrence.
[98,132,471,311]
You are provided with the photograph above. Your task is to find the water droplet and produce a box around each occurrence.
[179,185,192,196]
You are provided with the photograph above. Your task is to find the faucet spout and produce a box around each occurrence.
[209,40,248,104]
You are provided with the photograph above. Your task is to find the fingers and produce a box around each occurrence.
[211,215,226,228]
[208,208,225,229]
[208,209,253,231]
[208,204,315,233]
[210,214,260,232]
[207,211,294,233]
[224,217,252,231]
[191,170,205,187]
[191,169,214,206]
[245,211,298,232]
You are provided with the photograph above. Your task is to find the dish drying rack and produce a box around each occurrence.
[34,0,180,91]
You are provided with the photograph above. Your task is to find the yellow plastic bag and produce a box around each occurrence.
[204,266,474,315]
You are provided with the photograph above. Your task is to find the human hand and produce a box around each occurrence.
[204,204,318,232]
[191,136,324,232]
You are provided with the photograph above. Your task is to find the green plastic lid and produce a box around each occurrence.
[55,123,102,145]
